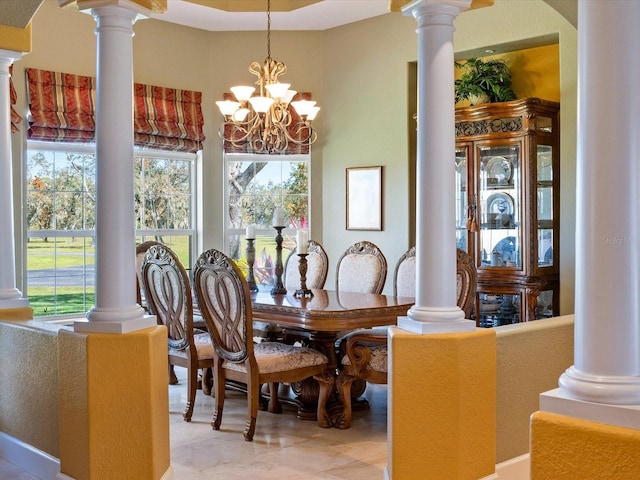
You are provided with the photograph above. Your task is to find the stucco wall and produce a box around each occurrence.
[495,314,574,463]
[0,320,63,458]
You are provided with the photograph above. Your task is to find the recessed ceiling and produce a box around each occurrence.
[149,0,391,31]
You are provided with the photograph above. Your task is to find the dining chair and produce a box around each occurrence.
[136,240,164,312]
[393,246,416,298]
[139,243,215,422]
[193,248,334,441]
[136,240,182,385]
[336,247,477,429]
[335,240,387,294]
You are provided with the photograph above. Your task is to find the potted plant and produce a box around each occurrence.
[454,57,517,105]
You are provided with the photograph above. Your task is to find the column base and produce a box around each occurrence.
[76,306,155,334]
[558,365,640,405]
[398,305,475,334]
[0,298,32,321]
[541,387,640,430]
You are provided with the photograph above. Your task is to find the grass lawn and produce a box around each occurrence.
[26,234,293,317]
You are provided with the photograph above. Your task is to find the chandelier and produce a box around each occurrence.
[216,0,320,154]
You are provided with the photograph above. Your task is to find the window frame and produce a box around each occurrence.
[223,152,311,288]
[24,140,198,319]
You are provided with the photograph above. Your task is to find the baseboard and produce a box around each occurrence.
[0,431,62,480]
[384,454,529,480]
[493,453,530,479]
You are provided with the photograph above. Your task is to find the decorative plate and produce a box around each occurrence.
[485,156,512,185]
[486,192,514,216]
[492,236,518,263]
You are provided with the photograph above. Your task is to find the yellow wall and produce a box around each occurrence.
[0,320,61,457]
[495,315,574,462]
[531,411,640,479]
[454,43,561,106]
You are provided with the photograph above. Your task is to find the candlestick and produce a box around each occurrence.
[294,253,313,298]
[296,229,308,254]
[272,206,285,227]
[246,223,255,240]
[245,238,258,293]
[271,226,287,295]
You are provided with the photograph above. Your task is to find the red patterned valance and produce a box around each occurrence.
[26,68,205,153]
[10,65,22,133]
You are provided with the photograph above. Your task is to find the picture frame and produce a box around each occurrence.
[346,166,383,230]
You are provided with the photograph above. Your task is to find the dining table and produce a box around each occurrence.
[250,288,415,423]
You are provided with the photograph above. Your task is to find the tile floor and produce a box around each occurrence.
[1,367,388,480]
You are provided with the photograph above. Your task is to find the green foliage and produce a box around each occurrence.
[454,58,517,104]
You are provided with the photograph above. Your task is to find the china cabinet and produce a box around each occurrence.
[454,98,560,327]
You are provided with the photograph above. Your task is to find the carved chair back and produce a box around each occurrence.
[335,241,387,294]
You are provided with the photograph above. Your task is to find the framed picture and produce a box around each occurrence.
[346,166,383,230]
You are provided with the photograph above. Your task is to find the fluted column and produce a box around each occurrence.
[0,50,28,310]
[75,5,153,334]
[398,0,474,334]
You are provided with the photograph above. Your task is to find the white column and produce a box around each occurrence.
[0,50,28,310]
[75,5,154,334]
[398,0,474,334]
[542,0,640,423]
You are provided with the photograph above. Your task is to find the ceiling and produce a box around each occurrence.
[148,0,391,31]
[0,1,576,34]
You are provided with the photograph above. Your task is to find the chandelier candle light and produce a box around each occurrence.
[216,0,319,154]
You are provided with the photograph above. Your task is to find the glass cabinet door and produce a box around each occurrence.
[537,144,554,267]
[455,146,469,252]
[477,144,521,269]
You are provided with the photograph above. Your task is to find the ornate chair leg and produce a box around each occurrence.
[314,370,336,428]
[335,370,355,429]
[169,364,178,385]
[267,382,282,414]
[183,362,198,422]
[212,363,225,431]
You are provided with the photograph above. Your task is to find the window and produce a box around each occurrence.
[25,141,196,318]
[224,153,310,289]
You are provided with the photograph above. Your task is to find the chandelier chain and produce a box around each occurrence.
[266,0,271,60]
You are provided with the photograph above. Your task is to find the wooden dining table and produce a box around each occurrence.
[250,289,414,423]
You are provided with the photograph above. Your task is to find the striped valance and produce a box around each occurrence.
[26,68,205,153]
[10,65,22,133]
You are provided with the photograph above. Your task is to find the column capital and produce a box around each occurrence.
[59,0,166,16]
[401,0,472,19]
[0,49,23,66]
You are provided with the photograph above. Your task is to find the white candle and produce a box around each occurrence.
[297,230,308,254]
[246,224,255,239]
[273,207,285,227]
